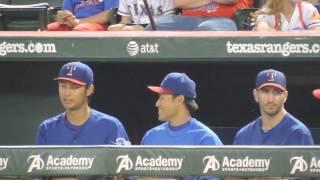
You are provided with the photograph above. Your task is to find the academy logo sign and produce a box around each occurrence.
[290,156,308,174]
[126,41,160,56]
[0,157,9,171]
[116,155,183,173]
[290,156,320,174]
[203,155,271,173]
[27,154,95,173]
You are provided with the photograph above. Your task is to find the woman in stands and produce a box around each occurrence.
[253,0,320,31]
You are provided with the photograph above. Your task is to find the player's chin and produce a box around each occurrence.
[157,115,166,121]
[62,103,76,111]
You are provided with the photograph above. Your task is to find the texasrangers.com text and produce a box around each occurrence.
[0,41,56,56]
[226,41,320,57]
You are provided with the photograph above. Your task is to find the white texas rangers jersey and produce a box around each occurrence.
[255,2,320,31]
[118,0,175,24]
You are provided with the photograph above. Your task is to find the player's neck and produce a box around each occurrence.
[261,108,287,131]
[168,110,191,127]
[66,105,91,126]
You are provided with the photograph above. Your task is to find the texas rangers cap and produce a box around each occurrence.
[256,69,286,91]
[54,61,94,86]
[148,72,196,99]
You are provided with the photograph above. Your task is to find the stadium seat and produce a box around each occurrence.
[0,3,49,31]
[234,8,258,30]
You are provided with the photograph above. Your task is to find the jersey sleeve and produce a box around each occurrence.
[200,132,223,145]
[140,131,151,145]
[115,120,131,145]
[104,0,119,10]
[62,0,74,12]
[302,3,320,29]
[36,123,46,145]
[117,0,130,16]
[233,131,241,145]
[286,129,314,145]
[105,119,131,145]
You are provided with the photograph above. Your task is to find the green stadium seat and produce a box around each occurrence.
[0,3,49,31]
[234,8,258,30]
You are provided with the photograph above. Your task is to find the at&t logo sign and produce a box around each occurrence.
[27,155,45,173]
[203,156,220,173]
[126,41,159,56]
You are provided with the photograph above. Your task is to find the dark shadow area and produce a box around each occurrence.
[0,60,320,145]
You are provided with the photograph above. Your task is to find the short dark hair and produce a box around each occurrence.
[172,94,199,113]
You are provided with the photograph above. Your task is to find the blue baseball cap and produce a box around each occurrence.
[148,72,196,99]
[54,61,94,86]
[256,69,286,91]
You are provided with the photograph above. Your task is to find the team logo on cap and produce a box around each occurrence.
[266,72,276,82]
[66,65,77,76]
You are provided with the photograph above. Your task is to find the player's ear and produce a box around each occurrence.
[253,89,258,103]
[282,90,288,103]
[173,95,184,104]
[86,85,94,97]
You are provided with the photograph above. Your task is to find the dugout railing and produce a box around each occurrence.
[0,146,318,178]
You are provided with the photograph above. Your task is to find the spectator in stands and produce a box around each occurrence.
[253,0,320,31]
[36,61,130,145]
[234,69,314,145]
[108,0,175,31]
[144,0,253,31]
[48,0,118,31]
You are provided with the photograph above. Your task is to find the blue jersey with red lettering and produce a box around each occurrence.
[36,109,130,145]
[62,0,118,18]
[234,113,314,145]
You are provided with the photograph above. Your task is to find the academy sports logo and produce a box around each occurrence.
[126,41,160,56]
[0,157,9,171]
[203,155,271,173]
[203,156,220,173]
[290,156,320,174]
[116,155,183,173]
[290,156,308,174]
[27,154,95,173]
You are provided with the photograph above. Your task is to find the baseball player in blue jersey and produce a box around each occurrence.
[142,72,222,146]
[234,69,314,145]
[36,61,130,145]
[140,72,222,180]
